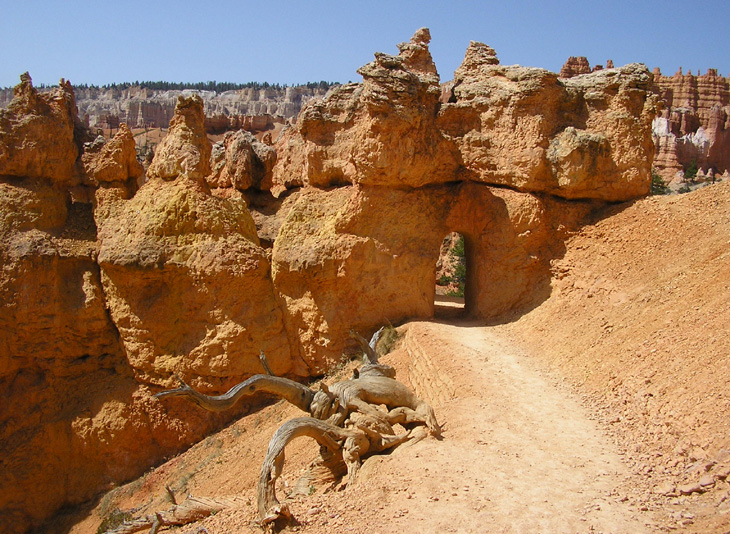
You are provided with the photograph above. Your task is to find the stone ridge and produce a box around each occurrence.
[274,35,657,201]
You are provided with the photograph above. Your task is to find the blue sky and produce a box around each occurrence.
[1,0,728,88]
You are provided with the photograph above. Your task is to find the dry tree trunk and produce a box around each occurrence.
[257,417,358,523]
[155,373,314,413]
[257,415,412,525]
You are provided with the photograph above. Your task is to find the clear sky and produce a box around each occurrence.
[1,0,728,89]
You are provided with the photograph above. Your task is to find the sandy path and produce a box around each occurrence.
[293,321,659,533]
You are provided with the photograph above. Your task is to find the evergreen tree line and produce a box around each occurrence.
[30,80,338,92]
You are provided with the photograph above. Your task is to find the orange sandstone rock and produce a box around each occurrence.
[96,96,292,387]
[0,73,79,184]
[271,28,460,193]
[146,94,212,184]
[81,123,143,187]
[0,29,663,533]
[207,129,276,190]
[652,68,730,179]
[272,183,590,372]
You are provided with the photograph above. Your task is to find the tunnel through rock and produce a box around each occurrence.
[434,231,467,319]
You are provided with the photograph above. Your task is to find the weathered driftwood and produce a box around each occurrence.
[119,328,440,531]
[257,414,411,523]
[155,373,314,413]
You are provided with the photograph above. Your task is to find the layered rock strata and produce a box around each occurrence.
[0,30,658,533]
[652,68,730,180]
[1,84,330,130]
[559,57,730,181]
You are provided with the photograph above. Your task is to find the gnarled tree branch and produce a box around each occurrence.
[155,374,315,413]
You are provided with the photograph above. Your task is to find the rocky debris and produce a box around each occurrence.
[0,73,80,184]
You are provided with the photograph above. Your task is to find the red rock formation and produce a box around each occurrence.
[559,56,592,78]
[205,113,274,134]
[272,28,459,192]
[96,96,293,386]
[275,35,656,202]
[652,68,730,180]
[81,123,143,187]
[272,183,592,370]
[0,77,240,534]
[146,94,211,183]
[440,45,656,201]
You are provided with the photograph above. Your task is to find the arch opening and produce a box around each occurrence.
[434,231,468,319]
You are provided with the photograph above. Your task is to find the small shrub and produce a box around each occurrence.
[650,171,669,195]
[97,508,133,534]
[450,235,466,297]
[684,160,698,181]
[375,324,401,357]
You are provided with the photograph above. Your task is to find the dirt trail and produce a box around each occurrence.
[330,320,657,533]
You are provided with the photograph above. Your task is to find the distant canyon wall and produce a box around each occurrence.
[0,84,331,131]
[560,57,730,181]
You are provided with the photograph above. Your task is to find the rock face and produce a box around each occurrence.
[0,30,658,533]
[0,73,80,183]
[274,36,656,201]
[81,123,143,187]
[652,68,730,180]
[208,129,276,190]
[272,29,459,192]
[272,184,590,370]
[0,77,280,534]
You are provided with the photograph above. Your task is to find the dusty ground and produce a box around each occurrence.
[62,181,730,534]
